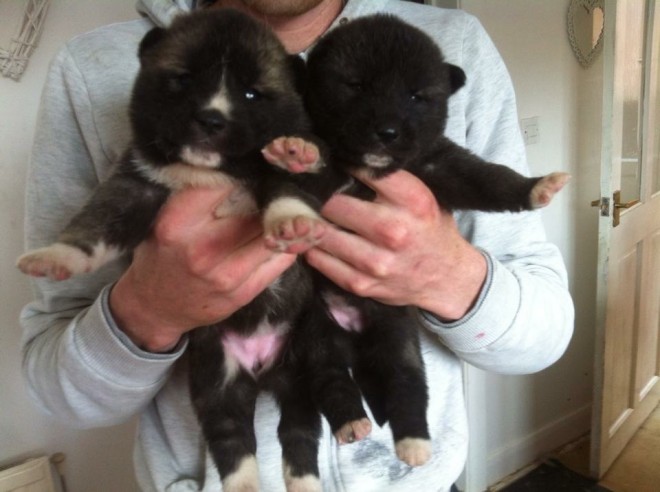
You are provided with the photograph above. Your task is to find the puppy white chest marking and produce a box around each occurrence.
[136,159,236,191]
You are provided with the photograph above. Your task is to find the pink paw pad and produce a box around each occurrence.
[334,417,372,445]
[262,137,323,174]
[531,172,571,208]
[264,216,326,254]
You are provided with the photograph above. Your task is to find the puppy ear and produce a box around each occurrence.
[138,27,166,63]
[447,64,466,94]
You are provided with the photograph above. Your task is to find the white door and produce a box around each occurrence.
[590,0,660,478]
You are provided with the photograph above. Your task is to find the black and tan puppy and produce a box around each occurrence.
[16,9,350,492]
[269,14,569,467]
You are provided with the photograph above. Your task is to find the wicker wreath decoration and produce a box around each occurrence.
[1,0,51,81]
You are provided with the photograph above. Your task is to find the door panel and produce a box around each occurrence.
[591,0,660,478]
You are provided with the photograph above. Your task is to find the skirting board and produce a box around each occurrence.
[0,456,63,492]
[485,403,592,486]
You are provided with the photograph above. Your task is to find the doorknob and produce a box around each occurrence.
[613,190,639,226]
[591,191,640,227]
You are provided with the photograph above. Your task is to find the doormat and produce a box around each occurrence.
[499,459,613,492]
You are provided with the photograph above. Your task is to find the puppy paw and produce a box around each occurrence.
[264,215,326,254]
[17,243,94,281]
[284,472,322,492]
[223,456,259,492]
[285,478,322,492]
[530,172,570,208]
[262,136,323,174]
[334,417,372,445]
[395,437,432,467]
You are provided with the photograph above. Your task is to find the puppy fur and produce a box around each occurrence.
[271,14,569,466]
[17,9,347,492]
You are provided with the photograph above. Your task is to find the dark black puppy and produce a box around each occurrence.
[304,14,568,207]
[17,9,345,492]
[270,14,569,467]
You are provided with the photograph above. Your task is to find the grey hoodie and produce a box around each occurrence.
[20,1,574,491]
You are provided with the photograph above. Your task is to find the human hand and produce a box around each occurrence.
[305,170,487,322]
[110,186,296,352]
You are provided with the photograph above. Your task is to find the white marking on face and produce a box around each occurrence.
[263,197,320,232]
[180,146,222,169]
[207,75,233,119]
[222,455,259,492]
[363,153,393,169]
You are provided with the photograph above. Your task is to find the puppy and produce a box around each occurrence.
[17,9,344,492]
[268,14,570,467]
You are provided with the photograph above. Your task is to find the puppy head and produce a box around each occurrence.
[130,9,307,169]
[305,14,465,176]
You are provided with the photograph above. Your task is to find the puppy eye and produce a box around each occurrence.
[245,88,262,100]
[410,91,425,102]
[168,72,192,92]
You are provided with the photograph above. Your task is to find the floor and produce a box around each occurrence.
[594,404,660,492]
[495,405,660,492]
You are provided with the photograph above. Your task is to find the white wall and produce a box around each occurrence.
[1,1,603,491]
[459,0,602,489]
[0,1,139,491]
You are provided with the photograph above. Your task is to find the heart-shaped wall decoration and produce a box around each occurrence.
[567,0,605,68]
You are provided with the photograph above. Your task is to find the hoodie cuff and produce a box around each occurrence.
[419,250,521,352]
[71,284,187,388]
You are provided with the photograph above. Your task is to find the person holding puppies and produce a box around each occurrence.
[19,1,573,491]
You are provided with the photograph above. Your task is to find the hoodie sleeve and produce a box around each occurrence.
[20,44,185,428]
[419,14,574,375]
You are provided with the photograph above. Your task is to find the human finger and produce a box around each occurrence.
[307,225,394,279]
[305,245,377,299]
[207,233,293,291]
[321,195,411,252]
[354,169,438,213]
[235,252,297,300]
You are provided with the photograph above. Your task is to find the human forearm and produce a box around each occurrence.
[21,286,181,427]
[421,208,574,374]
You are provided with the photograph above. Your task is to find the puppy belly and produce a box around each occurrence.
[221,327,287,377]
[323,293,364,332]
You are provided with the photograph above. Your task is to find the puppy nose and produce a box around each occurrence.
[376,126,399,144]
[196,109,226,133]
